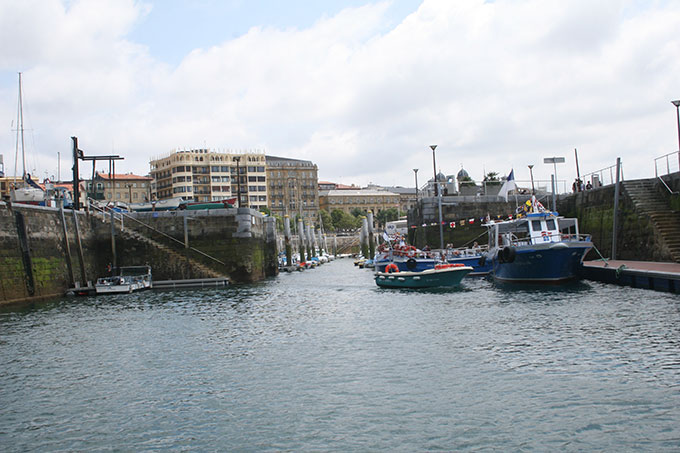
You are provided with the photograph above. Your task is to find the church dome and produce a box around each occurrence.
[457,168,469,180]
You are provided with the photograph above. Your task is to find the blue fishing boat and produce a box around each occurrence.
[375,244,491,275]
[485,198,593,283]
[375,263,473,289]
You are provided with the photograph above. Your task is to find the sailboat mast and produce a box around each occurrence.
[15,72,26,180]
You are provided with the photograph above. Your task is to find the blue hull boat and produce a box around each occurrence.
[485,199,593,283]
[375,247,491,276]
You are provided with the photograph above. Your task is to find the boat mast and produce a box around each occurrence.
[14,72,27,185]
[18,73,26,180]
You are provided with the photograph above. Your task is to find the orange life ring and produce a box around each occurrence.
[385,263,399,273]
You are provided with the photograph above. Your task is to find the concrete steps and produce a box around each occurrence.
[623,180,680,262]
[117,225,227,280]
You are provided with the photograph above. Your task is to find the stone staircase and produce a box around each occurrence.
[623,179,680,262]
[116,223,228,280]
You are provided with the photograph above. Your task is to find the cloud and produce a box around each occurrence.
[1,0,679,189]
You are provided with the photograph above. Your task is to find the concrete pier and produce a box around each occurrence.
[581,260,680,293]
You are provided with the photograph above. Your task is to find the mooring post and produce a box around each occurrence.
[14,212,35,297]
[59,206,75,287]
[361,216,369,259]
[183,214,189,249]
[305,222,313,261]
[284,215,293,268]
[612,157,621,260]
[367,212,375,260]
[333,235,338,257]
[310,224,317,258]
[71,208,88,287]
[110,209,117,270]
[297,218,306,262]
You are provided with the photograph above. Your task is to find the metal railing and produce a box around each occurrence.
[88,198,225,265]
[654,150,680,177]
[581,163,624,189]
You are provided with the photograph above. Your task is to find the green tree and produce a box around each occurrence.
[332,209,360,230]
[376,208,399,227]
[483,172,499,182]
[318,209,334,231]
[350,207,366,218]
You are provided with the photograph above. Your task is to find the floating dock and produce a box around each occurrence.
[581,260,680,293]
[152,278,230,290]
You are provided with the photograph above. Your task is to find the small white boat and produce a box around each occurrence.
[96,266,152,294]
[128,197,183,212]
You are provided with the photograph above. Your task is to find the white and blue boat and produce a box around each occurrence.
[375,245,491,275]
[485,198,593,283]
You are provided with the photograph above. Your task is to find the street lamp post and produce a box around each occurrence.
[672,100,680,169]
[430,145,444,251]
[413,168,419,204]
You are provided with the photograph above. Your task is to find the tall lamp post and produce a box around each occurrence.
[430,145,444,250]
[672,100,680,169]
[528,164,535,195]
[413,168,419,204]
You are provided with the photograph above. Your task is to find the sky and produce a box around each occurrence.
[1,0,679,192]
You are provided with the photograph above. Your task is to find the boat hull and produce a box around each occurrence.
[375,266,473,288]
[447,255,492,276]
[492,243,592,283]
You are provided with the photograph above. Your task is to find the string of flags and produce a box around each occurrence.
[413,211,525,229]
[412,198,550,229]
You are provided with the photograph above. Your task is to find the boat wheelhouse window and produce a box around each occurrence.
[546,219,557,231]
[531,220,542,231]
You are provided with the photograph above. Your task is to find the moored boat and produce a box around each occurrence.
[95,265,152,294]
[128,197,183,212]
[374,244,491,275]
[180,197,237,211]
[375,263,473,288]
[485,198,593,283]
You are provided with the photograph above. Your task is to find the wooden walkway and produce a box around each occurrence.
[581,260,680,293]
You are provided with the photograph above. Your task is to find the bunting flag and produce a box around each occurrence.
[468,218,475,224]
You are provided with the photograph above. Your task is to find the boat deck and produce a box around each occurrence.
[581,260,680,293]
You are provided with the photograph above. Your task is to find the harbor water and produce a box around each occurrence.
[1,259,679,451]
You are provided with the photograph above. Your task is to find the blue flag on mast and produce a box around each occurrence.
[498,169,516,201]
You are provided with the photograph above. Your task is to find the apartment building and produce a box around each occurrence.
[85,173,153,203]
[149,149,268,211]
[265,155,319,220]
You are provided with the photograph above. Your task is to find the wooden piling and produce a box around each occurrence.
[367,212,375,260]
[297,218,306,262]
[59,206,75,287]
[360,216,369,259]
[284,215,293,268]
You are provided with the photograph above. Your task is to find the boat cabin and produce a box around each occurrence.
[488,213,581,248]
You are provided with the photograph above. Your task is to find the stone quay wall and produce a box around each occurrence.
[0,202,102,304]
[1,204,278,305]
[118,208,278,283]
[410,175,680,262]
